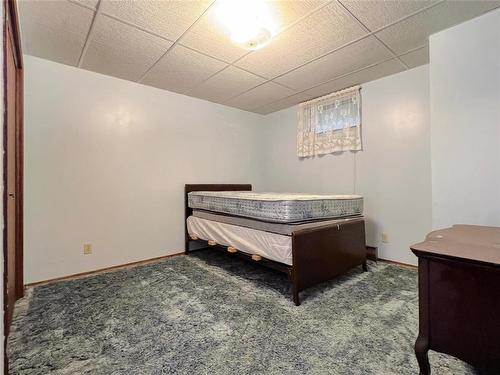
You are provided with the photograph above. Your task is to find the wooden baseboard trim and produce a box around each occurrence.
[378,258,417,269]
[25,250,416,288]
[365,246,416,269]
[25,252,185,287]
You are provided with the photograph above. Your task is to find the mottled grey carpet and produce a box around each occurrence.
[9,250,474,375]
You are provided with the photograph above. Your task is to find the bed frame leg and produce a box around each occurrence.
[362,260,368,272]
[288,268,301,306]
[292,287,300,306]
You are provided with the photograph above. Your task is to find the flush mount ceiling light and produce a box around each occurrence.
[215,0,278,50]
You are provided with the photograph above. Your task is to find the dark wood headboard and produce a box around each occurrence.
[184,184,252,252]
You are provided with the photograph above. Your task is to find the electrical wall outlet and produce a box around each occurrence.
[381,233,389,243]
[83,243,92,255]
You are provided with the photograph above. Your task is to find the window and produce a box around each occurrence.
[297,86,361,157]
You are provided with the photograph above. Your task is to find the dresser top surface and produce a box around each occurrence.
[411,225,500,266]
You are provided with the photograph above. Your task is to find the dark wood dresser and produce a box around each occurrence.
[411,225,500,375]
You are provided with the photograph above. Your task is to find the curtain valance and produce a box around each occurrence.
[297,86,361,157]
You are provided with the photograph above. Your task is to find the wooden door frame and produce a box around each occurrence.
[3,0,23,367]
[12,0,23,301]
[4,0,23,299]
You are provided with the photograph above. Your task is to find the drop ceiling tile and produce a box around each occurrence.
[340,0,438,31]
[142,45,228,94]
[226,82,296,112]
[181,0,328,63]
[274,36,393,90]
[68,0,99,10]
[18,0,94,66]
[258,59,407,114]
[399,45,429,68]
[81,15,173,81]
[271,0,332,27]
[177,8,247,63]
[255,92,313,115]
[376,0,500,54]
[301,58,406,100]
[100,0,212,41]
[235,1,368,79]
[189,66,266,103]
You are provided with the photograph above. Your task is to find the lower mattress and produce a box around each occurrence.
[193,209,364,236]
[187,216,292,265]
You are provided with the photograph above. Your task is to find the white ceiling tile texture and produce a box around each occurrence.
[100,0,212,41]
[399,45,429,69]
[375,0,500,54]
[18,0,500,114]
[255,91,314,115]
[181,0,328,62]
[188,66,267,104]
[256,58,406,114]
[81,15,173,81]
[177,4,250,63]
[19,0,94,66]
[141,45,228,94]
[68,0,100,10]
[295,58,406,100]
[340,0,439,31]
[274,36,394,90]
[235,1,369,78]
[226,82,296,112]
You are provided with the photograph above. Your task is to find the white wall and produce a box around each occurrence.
[25,58,431,284]
[261,66,431,265]
[430,8,500,228]
[24,55,265,283]
[28,11,500,281]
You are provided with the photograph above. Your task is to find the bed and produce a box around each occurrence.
[185,184,367,305]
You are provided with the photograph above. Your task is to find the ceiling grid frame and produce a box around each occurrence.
[336,0,410,69]
[67,0,297,91]
[224,0,447,105]
[136,0,217,83]
[182,0,338,95]
[20,0,500,114]
[86,6,277,84]
[66,0,327,86]
[67,0,97,12]
[252,44,430,114]
[55,0,446,96]
[77,0,103,67]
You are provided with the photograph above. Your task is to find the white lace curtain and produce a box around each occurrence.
[297,86,361,157]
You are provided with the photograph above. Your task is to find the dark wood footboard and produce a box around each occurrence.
[291,218,367,305]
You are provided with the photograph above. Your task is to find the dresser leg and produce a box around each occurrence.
[415,336,430,375]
